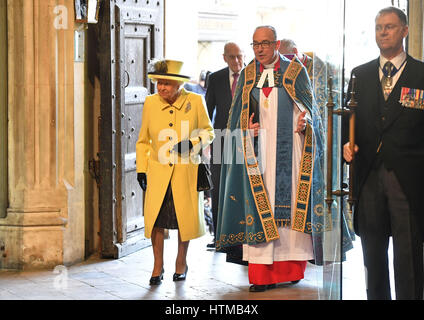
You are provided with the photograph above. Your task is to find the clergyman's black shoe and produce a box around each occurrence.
[249,285,266,292]
[173,266,188,281]
[149,269,164,285]
[249,284,277,292]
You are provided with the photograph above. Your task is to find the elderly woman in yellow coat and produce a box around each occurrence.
[136,60,214,285]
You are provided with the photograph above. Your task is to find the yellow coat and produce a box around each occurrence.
[136,89,214,241]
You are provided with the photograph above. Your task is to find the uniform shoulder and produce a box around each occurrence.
[407,55,424,69]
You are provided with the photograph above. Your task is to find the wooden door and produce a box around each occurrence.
[98,0,163,258]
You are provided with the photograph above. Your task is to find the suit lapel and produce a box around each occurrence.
[222,67,232,102]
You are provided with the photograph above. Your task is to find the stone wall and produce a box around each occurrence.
[0,0,88,270]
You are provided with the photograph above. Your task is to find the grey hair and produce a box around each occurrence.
[223,42,242,55]
[376,6,408,26]
[280,39,297,51]
[254,25,277,40]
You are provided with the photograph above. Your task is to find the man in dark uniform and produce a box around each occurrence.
[343,7,424,300]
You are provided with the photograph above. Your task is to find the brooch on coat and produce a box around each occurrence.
[185,102,192,113]
[399,87,424,110]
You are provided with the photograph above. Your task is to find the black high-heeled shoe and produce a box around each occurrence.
[173,266,188,281]
[149,269,164,285]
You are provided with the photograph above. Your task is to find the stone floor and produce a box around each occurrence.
[0,230,369,300]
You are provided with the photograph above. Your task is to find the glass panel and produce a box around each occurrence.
[342,0,409,300]
[315,0,347,301]
[166,0,348,300]
[342,0,408,300]
[345,0,409,83]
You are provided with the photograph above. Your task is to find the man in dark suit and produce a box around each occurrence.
[205,42,244,248]
[343,7,424,300]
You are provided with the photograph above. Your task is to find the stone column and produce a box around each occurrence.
[0,0,83,270]
[408,0,424,60]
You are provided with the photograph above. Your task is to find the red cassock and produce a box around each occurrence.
[248,261,307,285]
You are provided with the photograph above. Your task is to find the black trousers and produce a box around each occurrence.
[210,162,221,239]
[358,164,423,300]
[210,137,225,239]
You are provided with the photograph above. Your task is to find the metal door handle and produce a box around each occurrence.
[124,70,130,88]
[325,76,357,227]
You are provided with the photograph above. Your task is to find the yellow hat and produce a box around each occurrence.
[148,59,190,82]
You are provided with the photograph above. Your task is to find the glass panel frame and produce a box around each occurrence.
[0,0,8,219]
[315,0,347,301]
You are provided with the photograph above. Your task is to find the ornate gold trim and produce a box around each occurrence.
[240,62,279,242]
[292,124,314,232]
[283,59,303,103]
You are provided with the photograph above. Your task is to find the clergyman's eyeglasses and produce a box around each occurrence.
[250,41,277,49]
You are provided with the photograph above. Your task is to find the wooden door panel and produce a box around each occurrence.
[99,0,163,258]
[117,10,152,238]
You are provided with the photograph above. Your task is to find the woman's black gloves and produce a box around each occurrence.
[173,140,193,155]
[137,141,193,192]
[137,173,147,191]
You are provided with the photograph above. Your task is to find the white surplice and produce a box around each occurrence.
[242,86,314,265]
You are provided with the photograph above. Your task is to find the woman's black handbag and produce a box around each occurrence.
[197,146,213,191]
